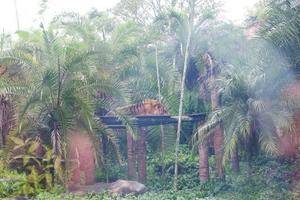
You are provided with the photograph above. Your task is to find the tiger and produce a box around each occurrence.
[107,99,168,116]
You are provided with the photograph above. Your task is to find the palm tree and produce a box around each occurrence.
[0,26,120,181]
[0,31,23,148]
[193,21,255,177]
[197,62,293,173]
[256,0,300,161]
[191,15,296,175]
[49,10,128,165]
[149,1,220,186]
[173,3,194,189]
[203,52,225,178]
[256,0,300,77]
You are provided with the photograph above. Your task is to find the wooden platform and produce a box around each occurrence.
[97,113,206,129]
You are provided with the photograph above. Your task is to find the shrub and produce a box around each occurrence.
[0,160,27,198]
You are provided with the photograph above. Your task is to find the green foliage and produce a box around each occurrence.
[0,135,65,198]
[0,161,27,198]
[95,161,126,182]
[219,157,293,200]
[36,156,294,200]
[196,49,294,161]
[258,0,300,76]
[36,191,212,200]
[147,149,293,199]
[147,145,199,190]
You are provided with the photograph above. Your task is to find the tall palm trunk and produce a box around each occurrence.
[198,139,209,182]
[213,125,224,178]
[246,124,253,176]
[52,122,60,157]
[0,97,4,148]
[137,127,147,183]
[231,145,239,173]
[127,131,136,179]
[173,0,194,190]
[206,53,225,178]
[155,45,161,102]
[0,96,15,148]
[155,44,165,179]
[13,0,20,30]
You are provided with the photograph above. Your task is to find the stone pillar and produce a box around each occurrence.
[137,127,147,183]
[127,131,136,179]
[67,130,96,190]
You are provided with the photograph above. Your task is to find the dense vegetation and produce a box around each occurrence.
[0,0,299,199]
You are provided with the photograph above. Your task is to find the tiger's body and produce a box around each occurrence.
[108,99,168,116]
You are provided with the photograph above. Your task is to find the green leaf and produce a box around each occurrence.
[28,141,40,154]
[10,136,25,146]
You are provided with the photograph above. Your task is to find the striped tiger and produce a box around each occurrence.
[107,99,168,116]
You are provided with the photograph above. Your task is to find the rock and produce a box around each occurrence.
[69,182,109,195]
[108,180,147,196]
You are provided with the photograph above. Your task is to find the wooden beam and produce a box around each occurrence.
[98,113,207,129]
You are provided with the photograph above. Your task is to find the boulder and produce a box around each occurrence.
[108,180,147,196]
[69,182,108,195]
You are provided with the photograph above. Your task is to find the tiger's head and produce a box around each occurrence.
[141,99,168,115]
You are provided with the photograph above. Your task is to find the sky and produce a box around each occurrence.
[0,0,258,33]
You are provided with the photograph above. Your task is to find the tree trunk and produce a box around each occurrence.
[0,97,14,148]
[13,0,20,30]
[127,131,136,179]
[173,0,194,190]
[155,44,165,179]
[0,98,4,148]
[52,122,60,157]
[137,127,147,183]
[246,133,253,176]
[2,101,10,146]
[214,125,225,178]
[199,139,209,182]
[211,90,225,178]
[231,145,239,174]
[155,44,161,101]
[207,54,225,179]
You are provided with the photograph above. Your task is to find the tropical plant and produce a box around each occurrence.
[0,133,64,197]
[196,57,293,173]
[255,0,300,77]
[0,25,121,180]
[8,135,59,195]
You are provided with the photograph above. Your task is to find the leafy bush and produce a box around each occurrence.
[36,190,217,200]
[3,142,296,200]
[95,160,126,182]
[0,162,27,198]
[147,145,199,190]
[145,146,294,199]
[216,156,293,200]
[0,135,65,198]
